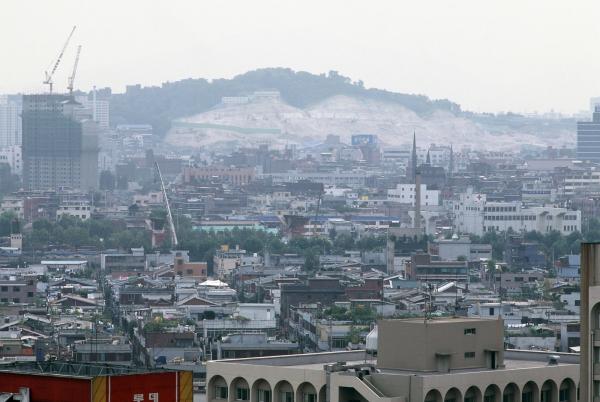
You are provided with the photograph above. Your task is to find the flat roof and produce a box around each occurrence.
[0,361,178,379]
[215,348,579,375]
[279,358,577,374]
[384,317,491,324]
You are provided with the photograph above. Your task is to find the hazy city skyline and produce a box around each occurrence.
[2,0,600,114]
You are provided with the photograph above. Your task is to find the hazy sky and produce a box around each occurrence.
[2,0,599,114]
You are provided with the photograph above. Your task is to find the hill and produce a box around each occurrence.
[109,68,576,150]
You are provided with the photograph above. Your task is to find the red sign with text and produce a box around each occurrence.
[108,372,179,402]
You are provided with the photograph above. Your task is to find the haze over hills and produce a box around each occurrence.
[110,68,576,151]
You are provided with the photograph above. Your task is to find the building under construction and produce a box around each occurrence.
[21,94,98,191]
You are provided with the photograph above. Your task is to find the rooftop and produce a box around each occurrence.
[0,361,175,379]
[216,349,579,375]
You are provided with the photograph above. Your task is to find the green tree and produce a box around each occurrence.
[0,212,20,236]
[303,250,320,271]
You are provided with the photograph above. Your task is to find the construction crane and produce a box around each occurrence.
[43,25,76,94]
[155,162,179,248]
[67,45,82,96]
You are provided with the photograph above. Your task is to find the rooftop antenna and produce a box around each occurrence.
[44,25,76,94]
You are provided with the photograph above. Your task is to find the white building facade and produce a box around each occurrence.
[482,203,580,235]
[453,189,581,236]
[76,96,110,129]
[387,184,440,206]
[56,200,93,220]
[453,188,486,235]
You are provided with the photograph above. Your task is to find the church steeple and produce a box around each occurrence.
[426,150,431,165]
[409,131,417,183]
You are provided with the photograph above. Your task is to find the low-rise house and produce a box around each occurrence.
[73,340,132,365]
[101,248,147,274]
[174,251,207,282]
[0,276,36,304]
[406,253,469,283]
[429,236,492,262]
[487,270,544,296]
[50,294,104,311]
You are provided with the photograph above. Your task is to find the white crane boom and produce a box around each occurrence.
[67,45,82,96]
[43,25,76,94]
[155,162,179,247]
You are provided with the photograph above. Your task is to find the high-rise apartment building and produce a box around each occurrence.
[0,95,22,148]
[577,106,600,162]
[75,95,110,129]
[22,94,98,191]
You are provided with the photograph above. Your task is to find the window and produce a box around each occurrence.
[575,300,581,306]
[464,328,476,335]
[281,392,293,402]
[236,387,249,401]
[258,389,271,402]
[215,386,228,399]
[464,352,476,359]
[303,394,316,402]
[12,287,19,292]
[521,391,533,402]
[0,286,6,292]
[27,292,33,298]
[541,389,551,402]
[559,389,568,402]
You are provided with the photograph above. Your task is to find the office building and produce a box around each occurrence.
[577,106,600,162]
[208,317,578,402]
[22,94,98,191]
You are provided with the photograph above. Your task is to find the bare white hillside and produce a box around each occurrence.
[164,95,574,150]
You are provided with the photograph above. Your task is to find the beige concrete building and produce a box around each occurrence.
[183,166,255,186]
[207,317,579,402]
[580,242,600,401]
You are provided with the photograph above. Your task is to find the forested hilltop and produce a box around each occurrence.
[107,68,575,143]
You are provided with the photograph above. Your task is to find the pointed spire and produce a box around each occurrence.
[426,150,431,165]
[410,131,417,183]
